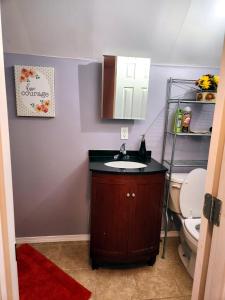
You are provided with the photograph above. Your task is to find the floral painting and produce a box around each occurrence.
[14,65,55,117]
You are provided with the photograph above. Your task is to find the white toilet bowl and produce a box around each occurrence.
[183,218,200,253]
[168,168,206,278]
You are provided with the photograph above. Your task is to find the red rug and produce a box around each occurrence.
[17,244,91,300]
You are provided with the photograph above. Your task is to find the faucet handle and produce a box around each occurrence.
[114,154,119,160]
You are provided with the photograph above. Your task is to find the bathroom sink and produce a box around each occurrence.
[104,161,147,169]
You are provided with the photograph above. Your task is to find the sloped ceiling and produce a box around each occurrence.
[1,0,225,66]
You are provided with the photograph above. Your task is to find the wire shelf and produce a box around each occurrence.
[168,99,216,104]
[161,77,214,259]
[163,159,208,168]
[167,131,211,137]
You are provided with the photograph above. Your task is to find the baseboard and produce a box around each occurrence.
[160,230,179,238]
[16,231,179,244]
[16,234,90,244]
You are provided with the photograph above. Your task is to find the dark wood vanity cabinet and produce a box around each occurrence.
[90,172,165,268]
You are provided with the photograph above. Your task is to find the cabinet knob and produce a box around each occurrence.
[131,193,135,198]
[126,193,130,198]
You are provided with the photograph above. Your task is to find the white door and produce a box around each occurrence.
[203,141,225,299]
[114,56,150,119]
[0,2,19,299]
[192,39,225,300]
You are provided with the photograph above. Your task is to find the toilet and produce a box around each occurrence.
[168,168,207,278]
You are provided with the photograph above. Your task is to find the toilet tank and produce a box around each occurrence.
[166,173,188,213]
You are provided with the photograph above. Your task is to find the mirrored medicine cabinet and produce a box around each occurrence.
[101,55,151,120]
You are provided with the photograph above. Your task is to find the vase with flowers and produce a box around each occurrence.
[195,74,219,102]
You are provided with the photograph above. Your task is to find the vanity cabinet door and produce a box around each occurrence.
[90,173,129,261]
[127,174,165,259]
[90,172,165,267]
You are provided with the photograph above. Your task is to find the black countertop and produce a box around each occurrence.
[89,150,167,175]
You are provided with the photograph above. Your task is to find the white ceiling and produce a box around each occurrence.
[1,0,225,66]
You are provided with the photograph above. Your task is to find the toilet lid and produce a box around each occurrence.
[184,218,201,241]
[180,168,207,218]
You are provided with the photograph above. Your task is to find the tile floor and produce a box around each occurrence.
[32,237,192,300]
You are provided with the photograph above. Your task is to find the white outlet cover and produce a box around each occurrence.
[121,127,128,140]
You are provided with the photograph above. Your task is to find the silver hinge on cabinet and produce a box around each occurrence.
[203,193,222,226]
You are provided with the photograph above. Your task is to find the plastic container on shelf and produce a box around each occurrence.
[182,106,192,133]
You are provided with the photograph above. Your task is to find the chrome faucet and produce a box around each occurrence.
[114,143,128,160]
[120,143,126,155]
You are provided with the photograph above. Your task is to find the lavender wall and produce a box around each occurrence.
[4,53,218,237]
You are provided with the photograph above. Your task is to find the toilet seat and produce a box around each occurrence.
[173,169,207,279]
[184,218,200,241]
[180,168,207,218]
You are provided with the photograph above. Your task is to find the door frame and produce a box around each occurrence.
[204,126,225,299]
[192,38,225,299]
[0,2,19,299]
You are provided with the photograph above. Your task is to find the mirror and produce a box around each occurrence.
[101,55,151,120]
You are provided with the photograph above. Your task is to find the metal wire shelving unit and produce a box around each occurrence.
[161,78,215,258]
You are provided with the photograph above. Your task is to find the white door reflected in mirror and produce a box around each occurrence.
[101,55,151,120]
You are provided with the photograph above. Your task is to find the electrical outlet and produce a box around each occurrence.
[121,127,128,140]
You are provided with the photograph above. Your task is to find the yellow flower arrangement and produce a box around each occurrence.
[214,75,219,85]
[196,74,219,91]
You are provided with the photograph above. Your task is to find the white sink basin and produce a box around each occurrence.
[104,161,147,169]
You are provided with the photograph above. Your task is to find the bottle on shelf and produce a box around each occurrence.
[173,108,183,133]
[181,106,192,133]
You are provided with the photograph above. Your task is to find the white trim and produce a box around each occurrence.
[0,220,7,300]
[4,52,220,69]
[16,234,90,244]
[151,63,220,69]
[0,4,19,299]
[4,51,98,63]
[16,231,179,244]
[160,230,179,238]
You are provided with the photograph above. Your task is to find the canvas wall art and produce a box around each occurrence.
[14,65,55,117]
